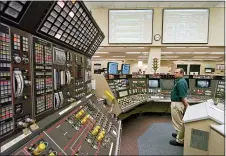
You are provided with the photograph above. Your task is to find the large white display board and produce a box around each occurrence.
[162,9,209,43]
[109,10,153,44]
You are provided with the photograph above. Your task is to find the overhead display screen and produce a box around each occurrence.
[107,62,118,74]
[162,9,209,43]
[121,64,130,74]
[109,9,153,44]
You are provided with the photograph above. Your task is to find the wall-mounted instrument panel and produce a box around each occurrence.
[0,0,105,149]
[129,79,147,95]
[32,36,53,121]
[215,80,225,100]
[1,94,121,156]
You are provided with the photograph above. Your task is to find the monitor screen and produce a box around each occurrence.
[160,79,175,90]
[196,80,210,88]
[149,79,159,88]
[121,64,130,74]
[108,62,118,74]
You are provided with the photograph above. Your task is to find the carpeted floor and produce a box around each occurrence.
[120,114,174,155]
[137,123,183,155]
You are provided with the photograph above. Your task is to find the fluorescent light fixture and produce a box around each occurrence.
[166,47,187,48]
[126,52,141,54]
[192,56,205,59]
[205,56,220,58]
[161,52,175,54]
[192,52,209,54]
[113,56,125,57]
[142,52,149,55]
[187,47,210,48]
[95,52,109,54]
[174,52,191,54]
[138,56,148,58]
[164,56,179,58]
[210,52,224,54]
[92,56,101,58]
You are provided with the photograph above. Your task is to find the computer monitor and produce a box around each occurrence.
[160,79,175,90]
[149,79,160,88]
[121,64,130,74]
[107,62,118,75]
[196,79,211,88]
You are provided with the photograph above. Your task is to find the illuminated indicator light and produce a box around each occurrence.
[57,1,64,8]
[55,34,61,39]
[69,11,74,18]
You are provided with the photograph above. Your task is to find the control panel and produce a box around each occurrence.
[8,95,121,156]
[214,80,225,101]
[74,54,86,100]
[0,24,13,140]
[32,36,53,121]
[12,26,33,139]
[190,77,217,100]
[160,79,175,96]
[129,79,147,94]
[117,94,147,113]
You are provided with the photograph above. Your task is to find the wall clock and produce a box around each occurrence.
[154,34,161,41]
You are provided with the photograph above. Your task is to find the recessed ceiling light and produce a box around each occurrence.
[126,52,141,54]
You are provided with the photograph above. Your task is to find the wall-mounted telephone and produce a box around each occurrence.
[13,71,24,97]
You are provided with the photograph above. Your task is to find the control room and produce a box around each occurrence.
[0,1,225,156]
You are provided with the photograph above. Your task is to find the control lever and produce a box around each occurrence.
[17,121,29,128]
[25,118,36,124]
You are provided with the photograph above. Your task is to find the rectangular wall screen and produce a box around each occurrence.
[109,9,153,44]
[162,9,209,44]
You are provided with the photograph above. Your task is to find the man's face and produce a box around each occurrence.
[174,69,183,78]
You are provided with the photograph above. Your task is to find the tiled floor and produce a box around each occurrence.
[120,114,172,155]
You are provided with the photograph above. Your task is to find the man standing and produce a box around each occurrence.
[170,68,189,146]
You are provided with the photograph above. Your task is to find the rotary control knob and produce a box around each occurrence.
[24,80,31,86]
[16,107,22,114]
[22,57,29,64]
[14,56,21,63]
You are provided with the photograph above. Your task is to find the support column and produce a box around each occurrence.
[146,47,161,74]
